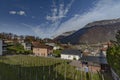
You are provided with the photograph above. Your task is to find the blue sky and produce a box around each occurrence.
[0,0,120,38]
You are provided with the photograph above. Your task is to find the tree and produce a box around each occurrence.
[7,43,32,55]
[24,36,36,42]
[53,50,61,57]
[107,30,120,76]
[116,30,120,45]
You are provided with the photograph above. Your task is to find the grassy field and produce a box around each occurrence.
[0,55,101,80]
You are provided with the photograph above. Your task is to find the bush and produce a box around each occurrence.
[7,43,33,55]
[53,50,61,57]
[107,46,120,76]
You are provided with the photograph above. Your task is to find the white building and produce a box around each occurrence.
[61,49,82,60]
[53,46,60,50]
[45,43,60,50]
[0,40,7,55]
[0,40,2,55]
[22,42,32,50]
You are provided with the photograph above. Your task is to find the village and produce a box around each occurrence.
[1,0,120,79]
[0,32,120,80]
[0,33,111,75]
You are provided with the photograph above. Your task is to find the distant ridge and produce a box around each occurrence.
[55,18,120,44]
[54,30,76,41]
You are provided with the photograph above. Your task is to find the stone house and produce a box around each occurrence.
[33,44,53,57]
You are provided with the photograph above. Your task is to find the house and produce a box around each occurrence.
[21,42,32,50]
[4,40,14,43]
[101,48,107,57]
[0,40,7,55]
[45,43,55,46]
[53,46,60,50]
[101,42,112,57]
[33,44,53,57]
[61,49,82,60]
[83,48,90,56]
[45,43,60,50]
[80,56,109,71]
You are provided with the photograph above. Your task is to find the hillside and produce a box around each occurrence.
[56,18,120,44]
[54,30,76,41]
[0,55,101,80]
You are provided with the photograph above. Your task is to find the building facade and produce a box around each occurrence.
[61,49,82,60]
[61,54,80,60]
[0,40,7,55]
[22,42,32,50]
[33,45,53,57]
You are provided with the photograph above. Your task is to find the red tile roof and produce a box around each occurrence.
[32,42,53,49]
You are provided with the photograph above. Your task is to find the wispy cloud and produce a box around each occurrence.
[22,22,60,38]
[54,0,120,37]
[23,0,120,39]
[17,11,26,16]
[9,11,16,15]
[46,0,75,22]
[9,10,26,16]
[30,0,75,38]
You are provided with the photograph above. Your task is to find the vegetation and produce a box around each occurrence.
[7,43,32,55]
[53,50,61,57]
[107,30,120,77]
[0,32,43,42]
[0,55,101,80]
[107,45,120,77]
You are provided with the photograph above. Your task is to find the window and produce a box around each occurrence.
[41,53,45,56]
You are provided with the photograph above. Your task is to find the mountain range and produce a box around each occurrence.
[55,18,120,44]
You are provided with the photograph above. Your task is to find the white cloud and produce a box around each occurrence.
[9,10,26,16]
[33,21,61,38]
[29,0,75,38]
[64,0,74,15]
[22,21,61,38]
[9,11,16,15]
[23,0,120,39]
[46,0,75,22]
[17,11,26,16]
[74,14,79,17]
[54,0,120,37]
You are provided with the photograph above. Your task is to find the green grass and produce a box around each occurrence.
[0,55,101,80]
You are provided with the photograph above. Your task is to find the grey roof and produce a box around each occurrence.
[81,56,108,64]
[61,49,82,55]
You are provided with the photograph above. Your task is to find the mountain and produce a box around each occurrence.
[54,30,76,41]
[56,18,120,44]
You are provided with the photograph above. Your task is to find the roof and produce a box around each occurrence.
[101,48,108,51]
[22,42,31,45]
[33,44,53,49]
[80,56,108,64]
[45,43,56,47]
[32,42,41,46]
[61,49,82,55]
[32,41,53,49]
